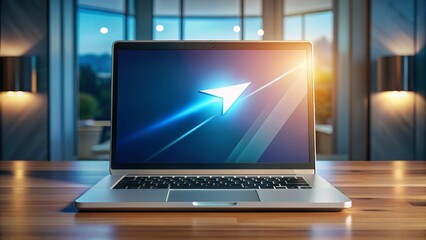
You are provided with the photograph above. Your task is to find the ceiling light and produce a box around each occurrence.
[156,25,165,32]
[100,27,109,34]
[233,25,241,33]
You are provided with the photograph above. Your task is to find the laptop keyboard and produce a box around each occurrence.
[113,176,311,190]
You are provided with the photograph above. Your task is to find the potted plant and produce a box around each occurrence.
[78,93,102,159]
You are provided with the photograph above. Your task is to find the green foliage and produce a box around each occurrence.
[314,69,333,124]
[79,64,111,120]
[315,88,332,124]
[79,92,99,120]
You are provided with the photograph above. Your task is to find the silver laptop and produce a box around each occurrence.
[75,41,351,211]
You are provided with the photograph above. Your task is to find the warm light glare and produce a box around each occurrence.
[379,37,416,55]
[14,161,26,180]
[257,29,264,37]
[345,215,352,226]
[2,91,33,100]
[375,91,414,105]
[1,38,41,55]
[156,25,165,32]
[99,27,109,34]
[393,161,405,180]
[392,162,406,195]
[5,91,25,97]
[233,25,241,33]
[381,91,412,98]
[390,91,407,97]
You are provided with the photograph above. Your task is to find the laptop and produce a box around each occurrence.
[75,41,351,210]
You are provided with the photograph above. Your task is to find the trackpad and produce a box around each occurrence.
[167,190,260,202]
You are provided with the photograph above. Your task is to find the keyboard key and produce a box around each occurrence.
[113,176,311,190]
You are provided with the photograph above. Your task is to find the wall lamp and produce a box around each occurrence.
[377,55,414,95]
[0,56,37,95]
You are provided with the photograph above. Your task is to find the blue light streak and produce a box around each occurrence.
[146,98,219,132]
[126,98,219,141]
[147,115,217,161]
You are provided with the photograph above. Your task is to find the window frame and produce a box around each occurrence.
[152,0,263,40]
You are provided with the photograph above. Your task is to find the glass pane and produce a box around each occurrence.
[78,10,125,56]
[284,0,332,16]
[244,17,262,40]
[283,15,302,40]
[283,9,334,156]
[79,0,125,13]
[184,0,240,17]
[153,17,181,40]
[78,9,125,159]
[154,0,180,16]
[184,18,241,40]
[305,12,333,150]
[305,11,333,42]
[244,0,262,16]
[78,9,125,121]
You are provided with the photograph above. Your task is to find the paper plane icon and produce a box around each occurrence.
[200,82,251,114]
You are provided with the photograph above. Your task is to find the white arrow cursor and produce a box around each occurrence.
[200,82,251,115]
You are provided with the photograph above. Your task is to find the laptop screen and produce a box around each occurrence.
[112,42,314,169]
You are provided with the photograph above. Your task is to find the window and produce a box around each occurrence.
[183,0,240,40]
[283,0,334,155]
[153,0,263,40]
[244,0,263,40]
[153,0,181,40]
[77,0,134,159]
[283,15,302,40]
[78,9,124,120]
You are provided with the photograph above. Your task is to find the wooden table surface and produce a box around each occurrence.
[0,161,425,240]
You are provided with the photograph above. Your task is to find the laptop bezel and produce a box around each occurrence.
[110,41,316,171]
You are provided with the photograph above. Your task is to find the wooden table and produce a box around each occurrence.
[0,161,425,239]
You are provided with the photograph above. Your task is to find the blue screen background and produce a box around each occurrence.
[115,49,309,163]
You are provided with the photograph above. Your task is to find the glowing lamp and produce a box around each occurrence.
[0,56,37,93]
[377,55,414,92]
